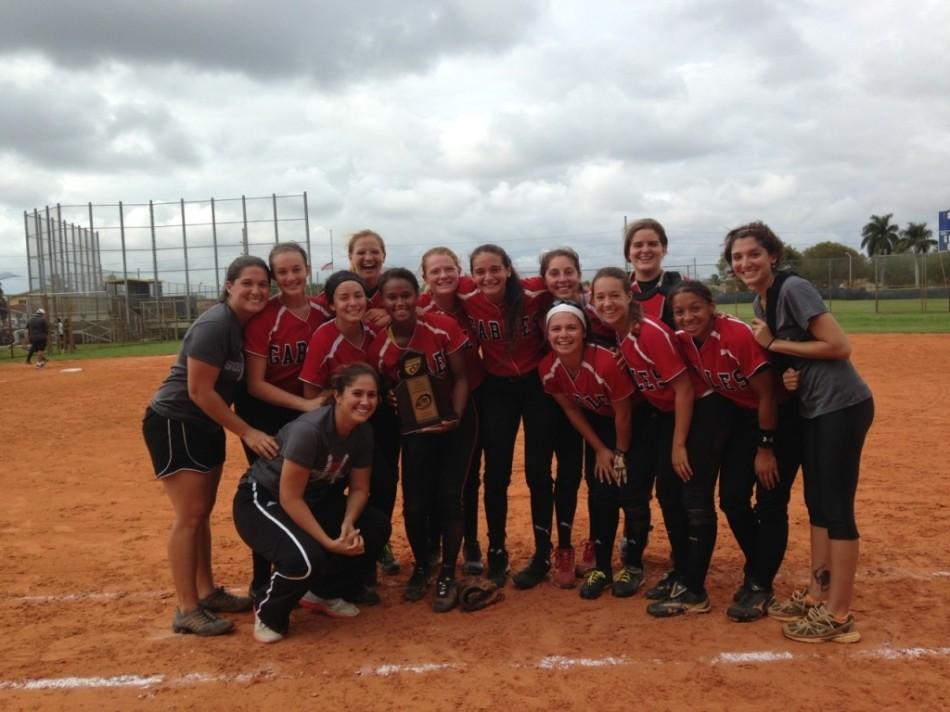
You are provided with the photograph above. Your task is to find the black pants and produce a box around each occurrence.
[653,394,731,594]
[401,401,478,573]
[478,371,560,555]
[369,402,401,521]
[802,397,874,540]
[718,401,802,590]
[583,411,653,573]
[233,479,390,633]
[462,387,485,549]
[233,387,304,595]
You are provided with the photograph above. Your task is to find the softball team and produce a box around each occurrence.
[144,219,872,645]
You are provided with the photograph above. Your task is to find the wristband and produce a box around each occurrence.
[766,337,776,350]
[757,429,776,449]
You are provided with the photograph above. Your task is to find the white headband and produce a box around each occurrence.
[545,302,587,331]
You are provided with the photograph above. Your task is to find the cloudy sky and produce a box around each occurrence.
[1,0,948,294]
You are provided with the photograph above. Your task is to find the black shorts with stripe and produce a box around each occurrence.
[142,407,226,479]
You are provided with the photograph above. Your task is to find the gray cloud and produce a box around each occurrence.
[0,1,545,84]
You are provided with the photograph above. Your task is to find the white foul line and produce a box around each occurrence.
[3,646,949,691]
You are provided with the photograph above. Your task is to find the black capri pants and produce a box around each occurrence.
[233,479,390,634]
[801,397,874,541]
[400,400,478,570]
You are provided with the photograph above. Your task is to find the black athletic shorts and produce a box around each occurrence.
[142,407,226,480]
[30,338,47,351]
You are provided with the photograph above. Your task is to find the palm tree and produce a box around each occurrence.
[898,222,936,254]
[861,213,901,287]
[860,213,900,256]
[898,222,936,288]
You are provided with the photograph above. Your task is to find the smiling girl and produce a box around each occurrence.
[537,302,639,598]
[418,247,486,574]
[725,221,873,643]
[456,244,556,587]
[369,268,474,611]
[670,280,800,623]
[624,218,682,329]
[143,255,276,636]
[592,267,729,618]
[232,363,390,643]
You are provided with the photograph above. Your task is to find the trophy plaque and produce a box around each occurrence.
[394,350,455,434]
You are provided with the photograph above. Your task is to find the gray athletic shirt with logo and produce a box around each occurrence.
[247,405,373,501]
[753,275,871,419]
[149,302,245,430]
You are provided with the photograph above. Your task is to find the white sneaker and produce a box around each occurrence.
[253,614,283,644]
[299,591,360,618]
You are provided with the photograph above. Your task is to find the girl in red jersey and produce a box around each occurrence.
[624,218,682,329]
[240,243,331,460]
[538,302,642,599]
[670,280,801,622]
[536,248,603,585]
[237,242,331,601]
[419,247,486,575]
[456,244,557,588]
[592,267,730,618]
[369,268,475,611]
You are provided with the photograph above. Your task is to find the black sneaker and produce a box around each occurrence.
[645,570,679,600]
[346,584,381,607]
[404,563,431,602]
[579,569,611,600]
[511,555,551,590]
[611,565,644,598]
[646,581,711,618]
[732,575,753,604]
[486,548,509,588]
[432,576,459,613]
[462,542,484,575]
[727,585,774,623]
[379,542,401,576]
[198,586,253,613]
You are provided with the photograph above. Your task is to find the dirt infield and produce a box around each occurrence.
[1,334,949,711]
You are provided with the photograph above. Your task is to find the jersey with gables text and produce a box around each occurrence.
[417,292,485,391]
[674,313,769,410]
[617,316,708,412]
[244,296,332,395]
[298,319,376,389]
[539,343,635,417]
[457,275,552,377]
[368,312,468,389]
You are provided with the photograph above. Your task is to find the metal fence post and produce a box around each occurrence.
[272,192,279,243]
[70,223,78,293]
[56,204,66,289]
[118,201,131,337]
[303,191,312,287]
[180,198,192,322]
[34,210,44,293]
[211,197,220,296]
[23,211,34,294]
[241,194,249,255]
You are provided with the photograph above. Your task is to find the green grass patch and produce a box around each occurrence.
[719,298,950,333]
[0,340,181,362]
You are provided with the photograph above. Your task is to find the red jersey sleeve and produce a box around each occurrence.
[538,352,561,396]
[429,312,468,354]
[596,346,635,401]
[640,319,687,384]
[299,324,332,387]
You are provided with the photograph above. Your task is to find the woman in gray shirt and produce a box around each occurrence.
[143,255,278,636]
[725,222,873,644]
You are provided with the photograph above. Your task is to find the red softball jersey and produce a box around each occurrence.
[578,291,615,343]
[243,296,332,394]
[298,319,376,389]
[617,316,709,412]
[630,270,681,328]
[674,314,769,410]
[368,313,469,389]
[417,292,485,391]
[457,275,552,377]
[538,343,635,417]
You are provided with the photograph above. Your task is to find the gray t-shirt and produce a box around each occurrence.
[150,302,245,430]
[247,405,373,501]
[753,275,871,419]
